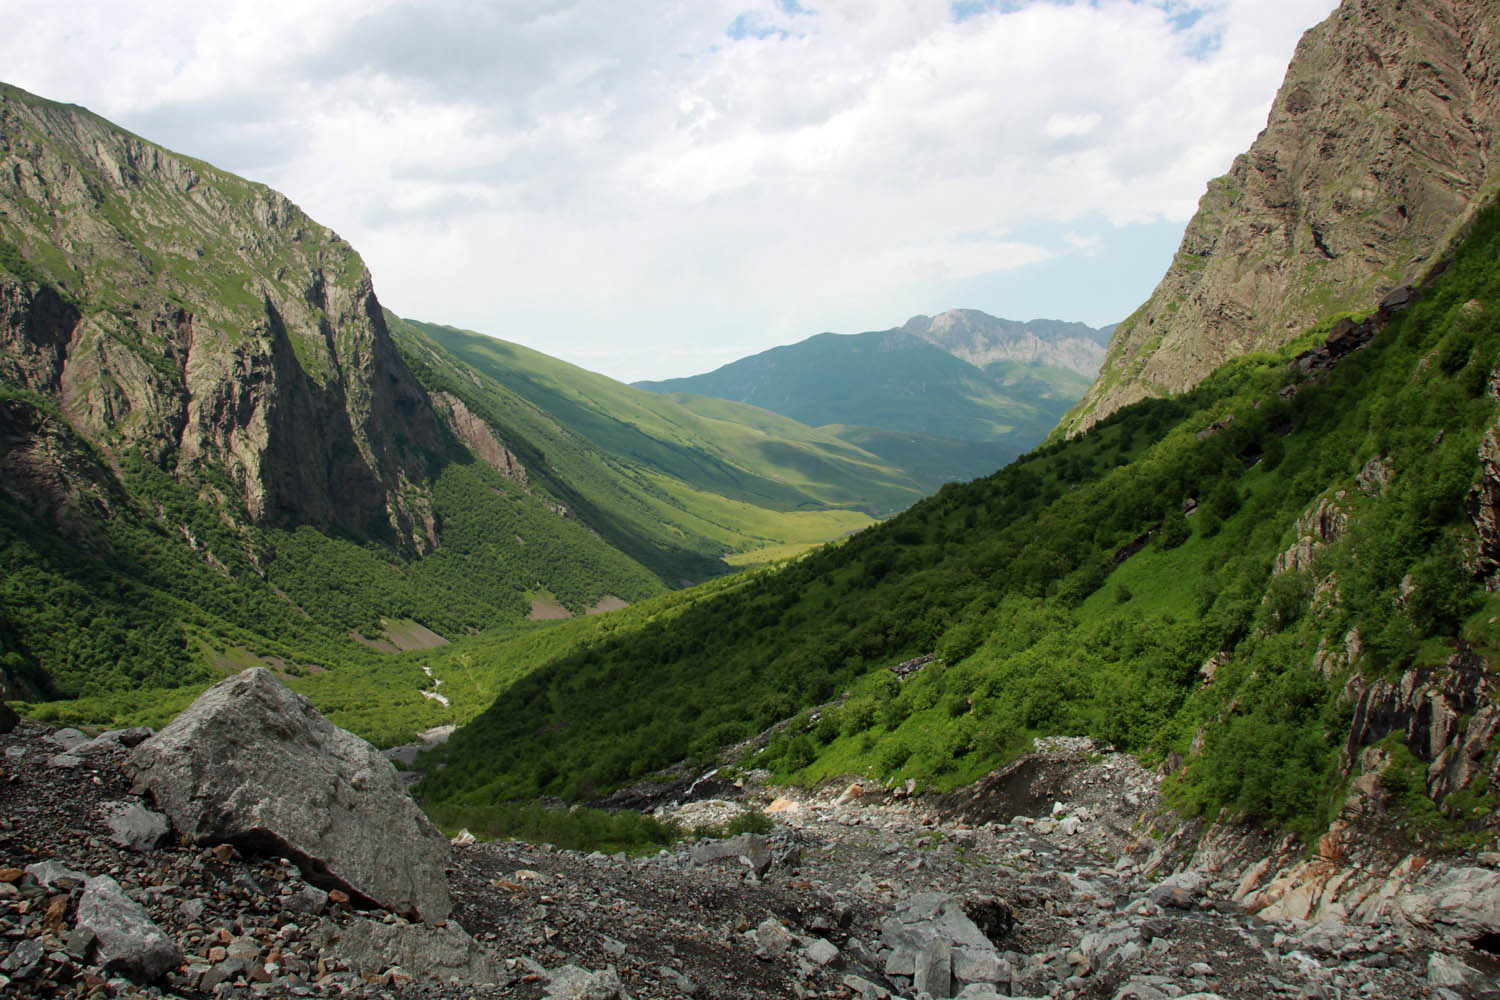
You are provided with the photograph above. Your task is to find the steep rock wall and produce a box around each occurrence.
[0,85,445,549]
[1064,0,1500,435]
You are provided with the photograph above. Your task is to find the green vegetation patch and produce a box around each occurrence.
[422,196,1500,846]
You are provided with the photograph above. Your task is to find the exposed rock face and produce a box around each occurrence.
[1064,0,1500,434]
[1343,643,1497,807]
[428,390,527,483]
[1274,491,1351,574]
[0,83,445,551]
[1469,422,1500,585]
[131,667,452,921]
[902,310,1109,378]
[1179,644,1500,931]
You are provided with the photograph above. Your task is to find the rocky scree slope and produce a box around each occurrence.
[1,681,1494,1000]
[1063,0,1500,435]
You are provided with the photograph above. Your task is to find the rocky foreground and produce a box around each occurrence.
[1,674,1499,999]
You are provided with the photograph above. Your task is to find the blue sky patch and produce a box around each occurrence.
[727,1,815,41]
[727,12,789,40]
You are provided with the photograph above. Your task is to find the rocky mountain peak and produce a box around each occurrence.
[1062,0,1500,435]
[901,309,1109,378]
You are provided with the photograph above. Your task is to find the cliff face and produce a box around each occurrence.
[901,310,1108,378]
[0,84,445,549]
[1063,0,1500,435]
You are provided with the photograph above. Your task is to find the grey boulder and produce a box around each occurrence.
[76,875,182,981]
[131,667,451,921]
[323,916,503,987]
[881,892,1007,995]
[690,832,772,877]
[79,726,154,754]
[44,727,88,750]
[546,964,629,1000]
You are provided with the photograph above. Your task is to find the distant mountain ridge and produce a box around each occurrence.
[636,309,1108,485]
[900,310,1110,376]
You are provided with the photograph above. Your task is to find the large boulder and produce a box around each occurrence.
[320,916,504,987]
[131,667,451,921]
[880,892,1010,996]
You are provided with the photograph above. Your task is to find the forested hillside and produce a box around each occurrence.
[423,196,1500,844]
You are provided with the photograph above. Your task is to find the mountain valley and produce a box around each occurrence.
[0,80,922,718]
[7,0,1500,997]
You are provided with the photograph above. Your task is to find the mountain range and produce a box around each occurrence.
[638,310,1109,484]
[417,0,1500,875]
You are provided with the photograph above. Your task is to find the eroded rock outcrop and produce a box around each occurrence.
[1180,645,1500,935]
[1064,0,1500,434]
[0,83,446,552]
[428,390,527,483]
[1274,491,1351,575]
[131,667,452,921]
[1469,421,1500,586]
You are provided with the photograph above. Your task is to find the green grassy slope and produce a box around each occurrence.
[422,198,1500,843]
[396,318,924,517]
[820,425,1022,488]
[635,327,1092,457]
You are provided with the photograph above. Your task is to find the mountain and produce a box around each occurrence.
[0,84,444,552]
[424,0,1500,886]
[635,309,1107,486]
[393,317,925,521]
[0,82,912,707]
[1061,0,1500,435]
[428,188,1500,843]
[903,310,1110,374]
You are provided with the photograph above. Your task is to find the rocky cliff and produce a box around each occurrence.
[0,83,445,550]
[901,310,1108,379]
[1062,0,1500,435]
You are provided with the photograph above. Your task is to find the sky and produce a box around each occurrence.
[4,0,1341,383]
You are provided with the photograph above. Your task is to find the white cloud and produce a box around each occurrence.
[0,0,1340,382]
